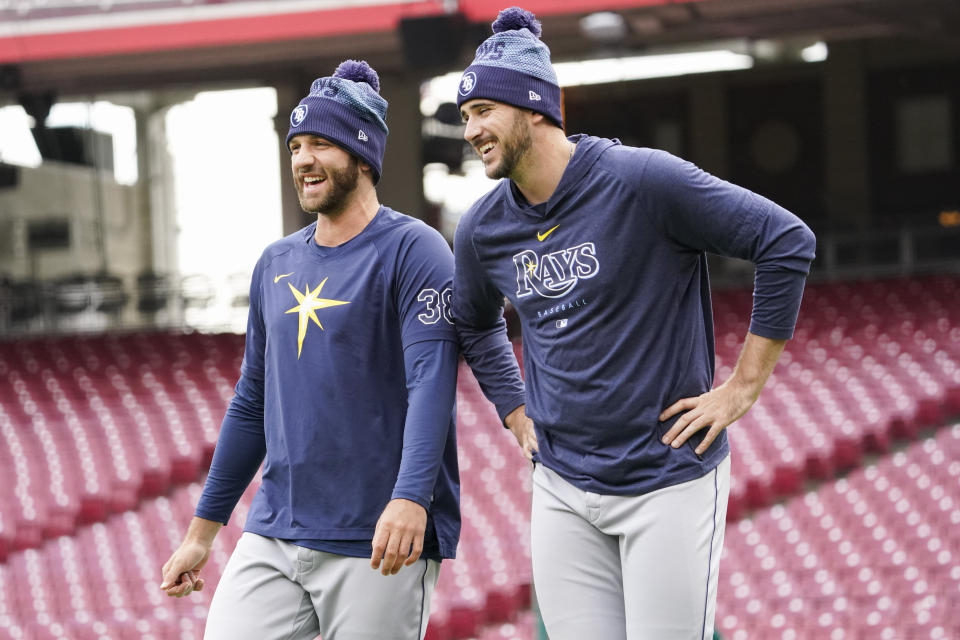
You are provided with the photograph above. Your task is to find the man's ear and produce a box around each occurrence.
[358,160,377,185]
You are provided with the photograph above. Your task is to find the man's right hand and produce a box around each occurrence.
[504,405,538,460]
[160,517,222,597]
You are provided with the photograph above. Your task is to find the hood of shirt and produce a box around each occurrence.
[503,134,621,221]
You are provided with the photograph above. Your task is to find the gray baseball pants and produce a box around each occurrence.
[204,532,440,640]
[531,456,730,640]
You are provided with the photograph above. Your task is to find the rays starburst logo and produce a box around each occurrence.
[284,278,350,358]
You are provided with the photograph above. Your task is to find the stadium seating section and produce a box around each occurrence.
[0,274,957,639]
[718,424,960,639]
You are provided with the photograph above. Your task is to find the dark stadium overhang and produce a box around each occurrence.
[0,0,687,64]
[0,0,958,99]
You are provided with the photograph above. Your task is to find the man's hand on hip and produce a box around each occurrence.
[504,405,538,460]
[660,332,787,456]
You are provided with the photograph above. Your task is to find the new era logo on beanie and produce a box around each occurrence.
[286,60,389,184]
[455,7,563,128]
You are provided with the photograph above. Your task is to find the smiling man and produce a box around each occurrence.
[156,60,526,640]
[452,7,817,640]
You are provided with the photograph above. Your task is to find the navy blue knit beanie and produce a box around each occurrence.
[286,60,389,184]
[456,7,562,128]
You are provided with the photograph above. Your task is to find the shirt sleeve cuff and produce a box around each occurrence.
[389,490,431,511]
[747,321,796,341]
[497,395,527,425]
[193,508,230,526]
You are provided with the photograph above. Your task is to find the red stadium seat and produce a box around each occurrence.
[445,605,481,640]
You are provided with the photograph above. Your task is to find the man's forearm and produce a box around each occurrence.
[183,516,223,546]
[727,331,787,398]
[194,373,267,523]
[392,339,458,507]
[457,320,525,422]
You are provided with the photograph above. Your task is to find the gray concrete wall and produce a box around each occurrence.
[0,162,144,280]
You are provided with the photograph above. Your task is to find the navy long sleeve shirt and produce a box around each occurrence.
[453,135,816,496]
[196,207,464,559]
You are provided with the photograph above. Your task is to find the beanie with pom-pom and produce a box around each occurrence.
[286,59,389,183]
[456,7,562,128]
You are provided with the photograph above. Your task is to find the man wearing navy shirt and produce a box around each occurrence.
[159,60,522,640]
[454,8,816,640]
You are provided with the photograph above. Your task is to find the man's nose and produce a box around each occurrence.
[463,117,480,143]
[291,148,311,169]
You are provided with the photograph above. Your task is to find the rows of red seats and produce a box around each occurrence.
[3,424,957,640]
[0,354,531,640]
[0,332,242,560]
[0,383,532,640]
[717,423,960,639]
[715,275,960,518]
[0,480,252,640]
[0,274,957,639]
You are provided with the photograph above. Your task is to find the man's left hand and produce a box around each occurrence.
[661,332,787,456]
[504,405,538,460]
[658,381,758,456]
[370,498,427,576]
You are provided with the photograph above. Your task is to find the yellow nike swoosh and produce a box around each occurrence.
[537,225,560,242]
[274,272,294,283]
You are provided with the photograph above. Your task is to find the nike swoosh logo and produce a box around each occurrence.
[274,272,294,283]
[537,225,560,242]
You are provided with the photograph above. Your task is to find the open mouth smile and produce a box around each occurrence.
[302,175,327,191]
[477,141,496,158]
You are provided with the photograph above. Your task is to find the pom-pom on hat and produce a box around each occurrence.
[456,7,562,128]
[286,60,389,184]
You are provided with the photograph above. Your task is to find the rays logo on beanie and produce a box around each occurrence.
[286,60,389,184]
[456,7,562,128]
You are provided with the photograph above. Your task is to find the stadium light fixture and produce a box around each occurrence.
[422,47,754,115]
[801,41,829,63]
[553,50,754,86]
